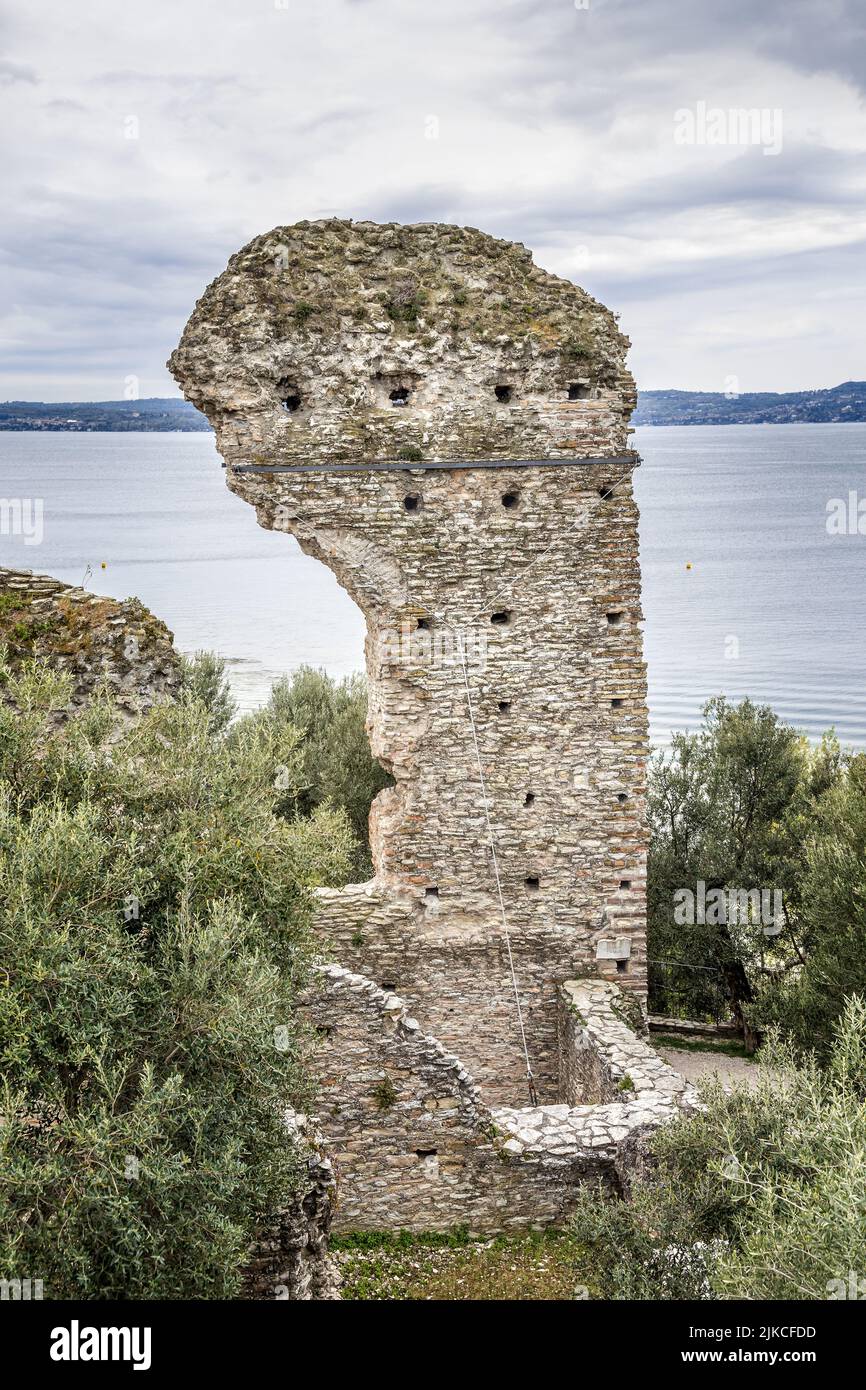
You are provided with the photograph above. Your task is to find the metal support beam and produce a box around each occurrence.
[231,453,637,476]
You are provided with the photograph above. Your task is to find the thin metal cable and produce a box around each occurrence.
[456,634,538,1107]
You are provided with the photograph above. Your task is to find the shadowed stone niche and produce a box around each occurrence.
[170,219,649,1113]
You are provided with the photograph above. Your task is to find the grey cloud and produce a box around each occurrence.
[0,0,864,397]
[0,58,38,85]
[503,0,866,95]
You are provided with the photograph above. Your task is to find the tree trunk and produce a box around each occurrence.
[720,954,759,1054]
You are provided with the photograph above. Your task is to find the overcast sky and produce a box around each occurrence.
[1,0,864,399]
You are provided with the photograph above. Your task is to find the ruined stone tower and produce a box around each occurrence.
[171,220,649,1113]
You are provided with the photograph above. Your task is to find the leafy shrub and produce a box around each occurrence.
[180,649,237,734]
[755,754,866,1058]
[647,697,841,1041]
[569,998,866,1300]
[0,652,356,1298]
[238,665,391,878]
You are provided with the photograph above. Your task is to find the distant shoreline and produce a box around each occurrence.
[633,380,865,427]
[1,420,863,433]
[1,381,864,430]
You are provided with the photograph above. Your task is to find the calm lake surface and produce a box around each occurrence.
[1,424,864,746]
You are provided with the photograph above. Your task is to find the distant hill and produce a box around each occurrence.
[0,398,210,431]
[2,383,865,431]
[633,381,866,426]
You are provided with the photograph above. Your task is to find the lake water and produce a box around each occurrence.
[1,424,864,747]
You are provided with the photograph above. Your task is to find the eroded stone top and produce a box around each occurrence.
[170,219,636,465]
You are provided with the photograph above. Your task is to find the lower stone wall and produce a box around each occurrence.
[559,983,620,1105]
[314,883,647,1109]
[557,979,674,1107]
[243,1118,341,1300]
[303,966,694,1235]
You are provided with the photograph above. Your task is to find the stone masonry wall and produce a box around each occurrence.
[243,1117,341,1301]
[171,220,650,1111]
[169,220,637,467]
[0,567,181,717]
[557,979,683,1110]
[303,967,694,1235]
[558,979,658,1106]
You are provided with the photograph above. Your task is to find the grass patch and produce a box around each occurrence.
[332,1227,473,1252]
[334,1229,597,1301]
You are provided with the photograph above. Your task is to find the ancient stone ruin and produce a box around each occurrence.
[0,567,181,716]
[172,219,691,1238]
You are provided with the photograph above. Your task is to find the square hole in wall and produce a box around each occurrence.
[525,876,540,891]
[277,379,303,412]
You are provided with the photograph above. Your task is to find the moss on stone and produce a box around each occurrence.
[371,1078,398,1111]
[170,219,636,464]
[0,569,181,716]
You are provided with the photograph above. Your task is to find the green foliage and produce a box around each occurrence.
[371,1077,397,1110]
[180,649,237,734]
[0,654,357,1298]
[755,753,866,1057]
[647,697,840,1035]
[382,280,427,325]
[569,999,866,1300]
[237,665,391,879]
[562,329,593,360]
[292,300,315,325]
[648,695,866,1059]
[331,1226,472,1251]
[335,1228,594,1301]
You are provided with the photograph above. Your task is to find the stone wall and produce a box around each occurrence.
[0,568,181,716]
[243,1118,341,1301]
[303,967,694,1235]
[557,979,669,1106]
[171,220,650,1111]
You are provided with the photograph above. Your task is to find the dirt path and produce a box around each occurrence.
[659,1047,761,1090]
